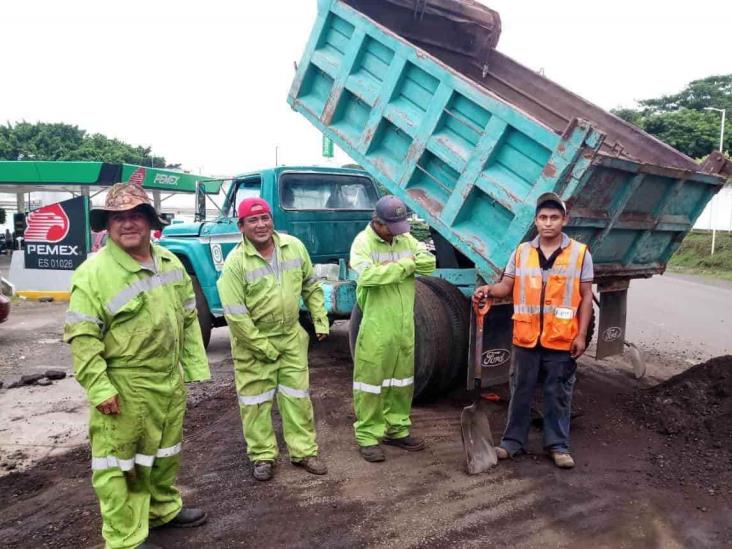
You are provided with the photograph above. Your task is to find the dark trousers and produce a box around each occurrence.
[500,345,577,455]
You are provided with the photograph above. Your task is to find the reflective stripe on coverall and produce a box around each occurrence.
[64,240,210,549]
[349,224,436,446]
[217,232,328,461]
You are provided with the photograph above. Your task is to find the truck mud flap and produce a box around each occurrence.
[467,302,513,390]
[595,287,628,360]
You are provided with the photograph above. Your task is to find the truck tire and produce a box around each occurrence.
[347,280,451,402]
[191,275,212,349]
[418,276,469,393]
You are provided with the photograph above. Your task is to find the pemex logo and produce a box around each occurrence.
[25,203,70,243]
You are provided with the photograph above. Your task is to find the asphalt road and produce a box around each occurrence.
[626,272,732,364]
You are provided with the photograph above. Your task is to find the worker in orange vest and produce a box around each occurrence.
[473,192,594,469]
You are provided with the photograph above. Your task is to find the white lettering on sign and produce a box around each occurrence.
[554,307,574,320]
[153,174,180,186]
[26,244,80,255]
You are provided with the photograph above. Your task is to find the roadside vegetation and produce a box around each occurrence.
[668,230,732,280]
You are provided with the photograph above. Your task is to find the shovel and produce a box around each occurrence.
[461,298,498,474]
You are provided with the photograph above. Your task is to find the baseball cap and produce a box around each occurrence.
[375,195,410,235]
[535,192,567,215]
[238,197,272,220]
[89,183,168,232]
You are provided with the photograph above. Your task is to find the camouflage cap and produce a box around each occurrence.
[90,183,169,232]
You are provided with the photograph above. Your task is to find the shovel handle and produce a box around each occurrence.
[472,298,492,385]
[473,298,492,329]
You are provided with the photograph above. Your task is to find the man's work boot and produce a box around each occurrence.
[383,435,425,452]
[495,446,510,460]
[151,507,207,530]
[253,460,274,481]
[291,456,328,475]
[138,542,163,549]
[550,452,575,469]
[359,444,385,462]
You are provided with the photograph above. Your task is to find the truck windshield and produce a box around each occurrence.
[232,179,262,217]
[279,173,377,210]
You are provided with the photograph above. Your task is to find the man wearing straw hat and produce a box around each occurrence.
[64,180,210,549]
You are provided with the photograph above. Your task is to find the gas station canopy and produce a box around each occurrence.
[0,161,223,194]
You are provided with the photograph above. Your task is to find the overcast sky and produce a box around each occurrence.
[2,0,730,179]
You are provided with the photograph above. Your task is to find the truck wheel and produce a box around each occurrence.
[191,275,212,349]
[418,276,469,392]
[413,280,453,401]
[348,280,450,402]
[347,282,450,402]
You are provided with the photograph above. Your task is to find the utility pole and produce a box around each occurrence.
[704,107,726,255]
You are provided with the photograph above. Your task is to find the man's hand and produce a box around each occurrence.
[316,333,328,342]
[472,285,492,306]
[96,395,120,415]
[570,336,587,359]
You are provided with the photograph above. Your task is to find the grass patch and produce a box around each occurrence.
[668,231,732,281]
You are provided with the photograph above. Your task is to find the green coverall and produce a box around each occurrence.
[217,232,329,462]
[349,224,436,446]
[64,240,210,549]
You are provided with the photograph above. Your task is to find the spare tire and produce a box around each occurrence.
[347,281,452,401]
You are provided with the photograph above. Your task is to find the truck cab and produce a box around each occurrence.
[159,165,379,346]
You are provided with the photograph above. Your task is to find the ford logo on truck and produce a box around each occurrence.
[482,349,510,368]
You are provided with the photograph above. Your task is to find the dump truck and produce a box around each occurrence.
[287,0,732,398]
[159,165,380,346]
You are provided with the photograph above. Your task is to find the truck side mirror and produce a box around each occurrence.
[195,182,206,222]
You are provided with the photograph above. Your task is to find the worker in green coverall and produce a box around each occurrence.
[64,182,210,549]
[217,197,329,481]
[349,195,436,462]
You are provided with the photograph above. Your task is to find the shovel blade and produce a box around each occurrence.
[460,401,498,474]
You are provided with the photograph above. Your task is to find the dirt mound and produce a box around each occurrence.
[640,355,732,440]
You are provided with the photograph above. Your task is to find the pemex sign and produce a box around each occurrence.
[24,196,89,270]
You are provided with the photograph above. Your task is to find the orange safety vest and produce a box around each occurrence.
[512,238,587,351]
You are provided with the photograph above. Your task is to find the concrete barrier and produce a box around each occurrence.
[8,251,90,301]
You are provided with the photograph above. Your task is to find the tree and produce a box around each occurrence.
[0,208,6,225]
[612,74,731,159]
[0,122,170,167]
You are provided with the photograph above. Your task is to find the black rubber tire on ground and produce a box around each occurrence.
[191,275,212,349]
[418,276,470,393]
[347,281,452,402]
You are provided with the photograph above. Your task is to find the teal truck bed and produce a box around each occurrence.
[287,0,731,392]
[289,0,729,285]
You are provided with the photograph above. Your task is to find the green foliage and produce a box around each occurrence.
[612,74,731,159]
[409,217,431,242]
[0,208,6,225]
[0,122,168,166]
[668,231,732,281]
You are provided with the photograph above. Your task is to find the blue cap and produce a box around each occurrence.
[375,195,410,235]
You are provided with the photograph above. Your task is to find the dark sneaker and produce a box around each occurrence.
[383,435,425,452]
[253,460,274,481]
[138,542,163,549]
[291,456,328,475]
[359,444,385,462]
[151,507,207,529]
